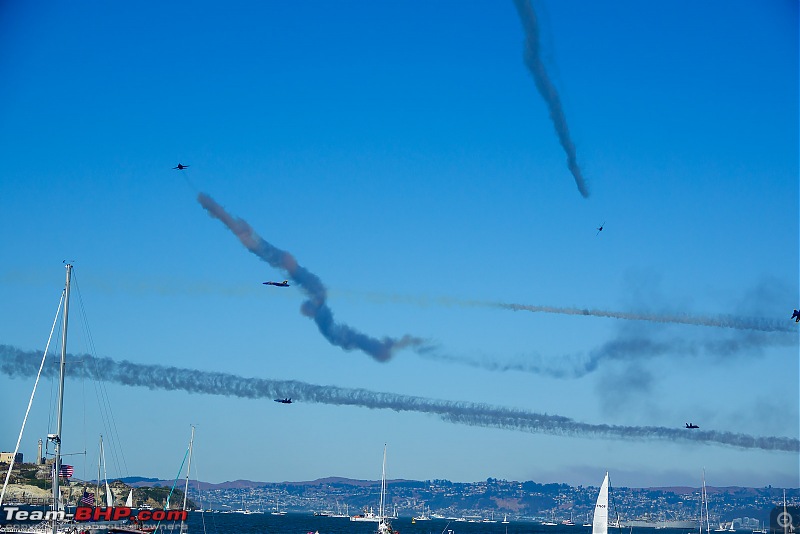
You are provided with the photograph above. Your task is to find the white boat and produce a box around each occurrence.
[351,508,381,522]
[502,515,509,524]
[414,505,432,521]
[350,444,392,534]
[330,503,349,518]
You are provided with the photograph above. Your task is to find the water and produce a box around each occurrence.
[182,514,696,534]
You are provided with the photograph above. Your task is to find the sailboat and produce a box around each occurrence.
[593,473,611,534]
[95,435,115,509]
[699,470,711,534]
[413,505,431,521]
[375,445,392,534]
[349,445,392,530]
[0,265,76,534]
[270,498,287,516]
[782,491,795,534]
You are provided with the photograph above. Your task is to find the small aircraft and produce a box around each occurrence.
[263,280,289,287]
[792,309,800,322]
[172,163,190,170]
[685,423,699,429]
[274,398,292,404]
[596,222,605,236]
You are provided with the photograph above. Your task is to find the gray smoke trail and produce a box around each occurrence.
[198,192,427,361]
[498,302,795,333]
[512,0,589,198]
[1,345,797,452]
[418,327,795,379]
[344,290,793,334]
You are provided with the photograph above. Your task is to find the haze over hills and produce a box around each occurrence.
[117,475,797,492]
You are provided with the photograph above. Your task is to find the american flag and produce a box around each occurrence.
[80,491,95,506]
[58,464,74,478]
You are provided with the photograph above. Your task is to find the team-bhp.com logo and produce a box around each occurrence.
[770,505,799,534]
[3,506,187,523]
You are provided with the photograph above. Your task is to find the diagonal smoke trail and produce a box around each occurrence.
[1,345,797,452]
[512,0,589,198]
[198,192,427,361]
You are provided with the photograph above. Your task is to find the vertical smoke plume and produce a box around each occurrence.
[197,193,426,361]
[1,345,796,452]
[513,0,589,198]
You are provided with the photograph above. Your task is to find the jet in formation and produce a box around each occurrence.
[596,222,605,236]
[173,163,190,170]
[274,398,292,404]
[792,309,800,323]
[685,423,699,429]
[264,280,289,287]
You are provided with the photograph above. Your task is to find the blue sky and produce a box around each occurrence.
[1,1,798,490]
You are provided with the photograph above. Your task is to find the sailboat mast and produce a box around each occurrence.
[379,444,387,520]
[52,263,72,534]
[182,426,195,512]
[96,436,102,502]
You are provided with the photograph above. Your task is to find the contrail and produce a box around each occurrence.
[340,290,795,333]
[197,192,427,361]
[1,345,796,452]
[418,328,795,379]
[497,302,795,333]
[512,0,589,198]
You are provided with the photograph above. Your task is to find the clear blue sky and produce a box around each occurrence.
[1,1,797,490]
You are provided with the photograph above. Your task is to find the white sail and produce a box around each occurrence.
[125,489,133,508]
[106,482,113,507]
[592,472,609,534]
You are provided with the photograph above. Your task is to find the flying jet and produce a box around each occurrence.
[263,280,289,287]
[792,309,800,322]
[274,398,292,404]
[172,163,190,170]
[596,222,605,236]
[685,423,699,429]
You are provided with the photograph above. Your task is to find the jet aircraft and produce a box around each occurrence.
[274,398,292,404]
[263,280,289,287]
[792,309,800,322]
[596,222,605,236]
[685,423,699,429]
[172,163,190,170]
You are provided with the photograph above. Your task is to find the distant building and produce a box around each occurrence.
[0,452,23,464]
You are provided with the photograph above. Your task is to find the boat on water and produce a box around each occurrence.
[413,505,431,522]
[542,513,558,527]
[316,503,348,518]
[350,508,381,523]
[593,472,611,534]
[350,445,392,534]
[270,498,286,516]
